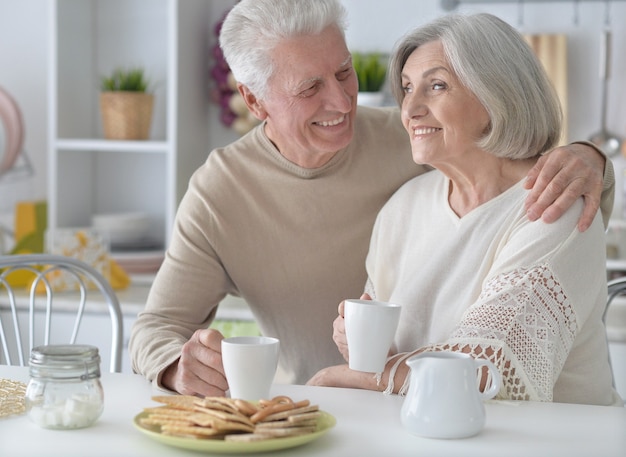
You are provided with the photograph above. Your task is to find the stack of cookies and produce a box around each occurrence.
[140,394,321,442]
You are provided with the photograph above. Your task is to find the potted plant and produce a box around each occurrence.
[100,67,153,140]
[352,52,387,106]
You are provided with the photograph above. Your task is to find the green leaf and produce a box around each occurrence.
[100,67,150,92]
[352,52,387,92]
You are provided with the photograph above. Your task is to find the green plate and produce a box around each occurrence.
[133,409,336,454]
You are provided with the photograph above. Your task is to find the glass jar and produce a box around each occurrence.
[25,344,104,429]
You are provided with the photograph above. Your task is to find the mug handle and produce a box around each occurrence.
[474,358,502,400]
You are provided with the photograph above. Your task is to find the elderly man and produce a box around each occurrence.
[130,0,613,397]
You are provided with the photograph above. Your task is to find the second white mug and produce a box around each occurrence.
[344,299,401,373]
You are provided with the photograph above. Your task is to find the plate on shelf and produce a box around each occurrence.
[133,409,336,454]
[110,238,163,252]
[111,250,164,274]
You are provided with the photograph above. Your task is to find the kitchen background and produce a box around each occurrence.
[1,0,625,213]
[0,0,624,394]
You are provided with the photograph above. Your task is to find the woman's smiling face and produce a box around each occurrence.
[399,40,490,168]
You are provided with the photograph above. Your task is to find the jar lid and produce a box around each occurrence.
[29,344,101,380]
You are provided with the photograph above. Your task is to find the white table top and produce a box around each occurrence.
[1,365,624,457]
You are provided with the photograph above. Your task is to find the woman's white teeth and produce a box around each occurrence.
[413,127,440,135]
[317,115,345,127]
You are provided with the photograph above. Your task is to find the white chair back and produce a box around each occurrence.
[0,254,123,372]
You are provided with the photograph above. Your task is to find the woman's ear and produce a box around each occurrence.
[238,84,267,120]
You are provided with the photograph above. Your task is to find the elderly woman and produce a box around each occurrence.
[308,13,622,406]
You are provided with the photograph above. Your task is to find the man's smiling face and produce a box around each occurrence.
[258,25,358,168]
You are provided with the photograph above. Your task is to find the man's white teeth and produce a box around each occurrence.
[413,127,440,135]
[317,115,345,127]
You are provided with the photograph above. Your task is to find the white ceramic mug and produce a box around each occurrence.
[344,299,401,373]
[221,336,279,401]
[400,351,501,439]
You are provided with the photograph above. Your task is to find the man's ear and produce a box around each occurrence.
[238,84,267,120]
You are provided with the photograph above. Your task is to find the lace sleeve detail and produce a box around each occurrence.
[423,265,577,402]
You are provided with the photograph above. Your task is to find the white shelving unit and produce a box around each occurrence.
[47,0,211,248]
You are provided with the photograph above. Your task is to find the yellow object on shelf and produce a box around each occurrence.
[14,200,47,243]
[3,201,48,287]
[3,226,131,292]
[108,259,130,290]
[44,229,130,292]
[31,258,130,294]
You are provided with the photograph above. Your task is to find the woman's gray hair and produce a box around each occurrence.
[389,13,562,159]
[219,0,348,100]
